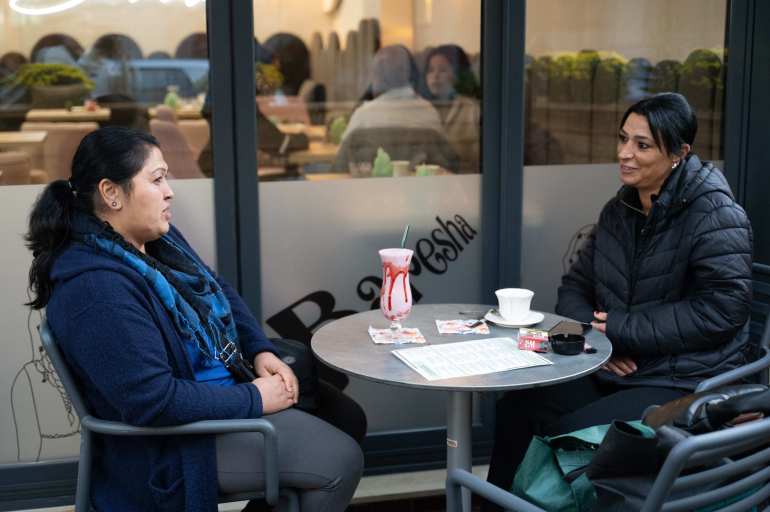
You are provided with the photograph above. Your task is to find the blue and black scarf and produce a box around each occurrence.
[77,220,238,379]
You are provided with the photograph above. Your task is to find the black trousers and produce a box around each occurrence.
[482,375,689,512]
[314,379,368,445]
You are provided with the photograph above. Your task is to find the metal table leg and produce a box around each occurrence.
[447,390,472,512]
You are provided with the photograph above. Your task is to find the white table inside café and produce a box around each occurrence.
[311,303,612,511]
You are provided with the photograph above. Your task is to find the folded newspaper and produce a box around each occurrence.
[392,337,552,380]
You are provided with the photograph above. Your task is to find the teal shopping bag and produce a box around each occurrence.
[511,421,655,512]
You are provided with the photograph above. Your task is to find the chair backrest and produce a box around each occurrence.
[150,119,205,179]
[334,126,460,173]
[96,94,150,132]
[38,318,90,421]
[21,122,98,181]
[177,119,210,161]
[640,419,770,511]
[0,150,31,185]
[154,104,178,123]
[92,33,143,60]
[175,32,208,59]
[757,312,770,363]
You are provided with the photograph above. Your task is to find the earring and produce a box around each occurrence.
[671,161,679,169]
[111,201,118,208]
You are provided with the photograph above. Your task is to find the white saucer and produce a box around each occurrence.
[484,310,545,328]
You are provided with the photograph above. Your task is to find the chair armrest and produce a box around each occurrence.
[445,469,545,512]
[29,169,50,184]
[695,347,770,393]
[80,416,279,505]
[80,416,275,436]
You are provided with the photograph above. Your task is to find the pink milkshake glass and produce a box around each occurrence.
[379,248,413,331]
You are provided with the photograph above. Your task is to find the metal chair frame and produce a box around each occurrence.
[696,316,770,392]
[447,317,770,512]
[447,417,770,511]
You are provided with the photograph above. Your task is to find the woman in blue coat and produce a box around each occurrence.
[26,127,363,511]
[484,93,753,511]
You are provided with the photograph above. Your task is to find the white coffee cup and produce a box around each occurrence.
[392,160,410,177]
[495,288,534,322]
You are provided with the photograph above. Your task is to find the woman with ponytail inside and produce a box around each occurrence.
[26,127,362,512]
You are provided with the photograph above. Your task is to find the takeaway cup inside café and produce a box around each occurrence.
[392,160,410,177]
[495,288,534,322]
[415,163,440,176]
[349,162,373,178]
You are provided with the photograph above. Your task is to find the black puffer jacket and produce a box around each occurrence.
[557,155,753,390]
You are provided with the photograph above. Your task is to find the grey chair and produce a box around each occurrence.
[447,317,770,512]
[39,318,298,512]
[696,316,770,392]
[448,416,770,511]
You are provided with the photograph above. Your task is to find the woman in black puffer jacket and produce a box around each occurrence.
[483,93,753,510]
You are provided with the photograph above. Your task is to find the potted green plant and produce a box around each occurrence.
[11,63,94,109]
[255,62,283,94]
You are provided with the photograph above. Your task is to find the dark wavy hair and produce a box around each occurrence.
[26,127,159,309]
[263,32,310,96]
[422,44,480,99]
[619,92,697,156]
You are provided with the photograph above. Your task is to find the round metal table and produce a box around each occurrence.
[311,303,612,511]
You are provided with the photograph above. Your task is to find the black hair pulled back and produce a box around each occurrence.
[620,92,698,157]
[26,126,159,309]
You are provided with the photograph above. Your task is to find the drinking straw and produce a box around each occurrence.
[400,224,410,248]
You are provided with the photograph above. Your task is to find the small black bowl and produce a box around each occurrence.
[550,333,585,355]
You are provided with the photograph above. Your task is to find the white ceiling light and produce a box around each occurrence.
[9,0,85,15]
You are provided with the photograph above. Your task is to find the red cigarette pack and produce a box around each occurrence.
[518,327,549,352]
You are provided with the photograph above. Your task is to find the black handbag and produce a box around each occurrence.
[593,385,770,511]
[221,337,321,413]
[644,384,770,433]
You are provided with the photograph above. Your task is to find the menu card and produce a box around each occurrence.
[391,337,552,381]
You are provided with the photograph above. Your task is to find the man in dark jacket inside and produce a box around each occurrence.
[483,92,753,509]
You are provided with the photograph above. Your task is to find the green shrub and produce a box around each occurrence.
[256,62,283,94]
[12,63,94,89]
[681,48,722,88]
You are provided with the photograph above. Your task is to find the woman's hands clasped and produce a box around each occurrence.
[592,310,638,377]
[251,352,300,414]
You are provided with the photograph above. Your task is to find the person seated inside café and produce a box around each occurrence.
[197,39,309,177]
[421,44,481,173]
[78,37,131,99]
[263,32,326,126]
[341,45,443,141]
[482,92,753,511]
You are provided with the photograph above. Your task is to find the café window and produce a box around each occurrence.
[0,0,210,186]
[520,0,728,312]
[0,0,210,467]
[524,0,728,166]
[252,1,485,439]
[247,0,483,182]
